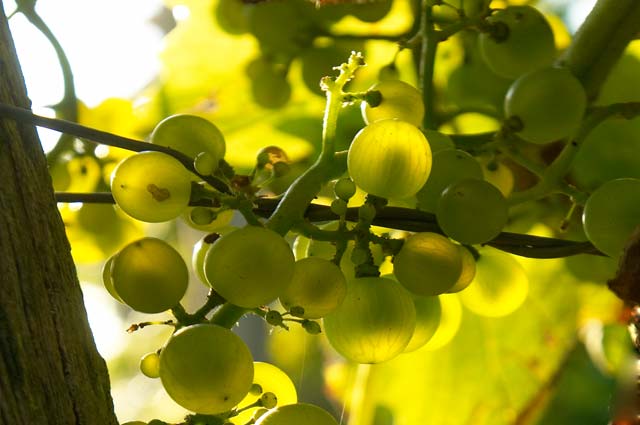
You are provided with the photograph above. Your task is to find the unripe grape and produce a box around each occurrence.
[361,80,425,127]
[582,178,640,258]
[111,151,192,223]
[447,246,477,293]
[348,119,432,199]
[404,295,441,352]
[140,352,160,378]
[324,277,416,363]
[255,403,338,425]
[204,226,295,308]
[505,67,586,144]
[334,178,356,201]
[330,199,348,216]
[302,320,322,335]
[150,114,226,169]
[260,392,278,409]
[234,362,297,425]
[192,232,221,286]
[393,232,463,296]
[159,324,254,414]
[279,257,346,319]
[416,149,483,212]
[478,6,556,78]
[111,238,189,314]
[194,152,217,176]
[183,208,234,232]
[459,248,528,317]
[436,178,508,245]
[102,255,123,303]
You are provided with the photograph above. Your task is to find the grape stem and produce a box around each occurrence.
[265,53,366,236]
[507,102,640,206]
[419,2,438,130]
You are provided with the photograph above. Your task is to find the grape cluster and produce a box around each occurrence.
[78,1,640,422]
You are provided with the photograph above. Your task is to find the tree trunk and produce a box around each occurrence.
[0,3,118,424]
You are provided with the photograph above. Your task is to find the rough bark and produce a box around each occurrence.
[0,3,118,424]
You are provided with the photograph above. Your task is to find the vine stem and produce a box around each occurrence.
[419,2,438,130]
[0,103,232,194]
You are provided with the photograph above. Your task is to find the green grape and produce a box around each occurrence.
[423,129,455,154]
[192,233,221,286]
[215,0,249,35]
[234,362,297,425]
[111,151,192,223]
[279,257,346,319]
[246,0,314,54]
[348,119,432,199]
[459,247,528,317]
[446,56,512,114]
[260,392,278,409]
[447,245,477,293]
[247,57,292,109]
[255,403,338,425]
[570,119,640,191]
[324,277,416,363]
[361,80,425,127]
[330,199,348,216]
[159,324,254,414]
[182,208,234,232]
[393,232,463,296]
[150,114,226,169]
[504,66,587,144]
[565,253,618,283]
[194,152,217,176]
[420,294,462,351]
[334,177,356,201]
[404,295,442,353]
[204,226,295,308]
[349,0,393,22]
[582,178,640,258]
[416,149,483,212]
[436,178,508,245]
[300,44,355,96]
[478,6,556,79]
[111,238,189,313]
[140,351,160,379]
[102,255,123,303]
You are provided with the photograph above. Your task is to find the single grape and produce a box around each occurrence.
[111,238,189,314]
[447,246,477,293]
[102,255,123,303]
[361,80,425,127]
[504,66,587,144]
[348,0,392,22]
[582,178,640,258]
[447,56,512,114]
[423,129,455,154]
[246,0,314,54]
[150,114,226,169]
[192,232,221,286]
[183,207,234,232]
[255,403,338,425]
[159,324,254,414]
[334,178,357,201]
[420,294,462,351]
[194,152,217,176]
[478,6,556,78]
[459,247,528,317]
[436,178,508,245]
[140,352,160,378]
[233,362,297,425]
[348,119,432,199]
[111,151,192,223]
[204,226,295,308]
[215,0,249,35]
[404,294,442,353]
[393,232,463,296]
[323,277,416,363]
[279,257,347,319]
[416,149,483,212]
[247,58,292,109]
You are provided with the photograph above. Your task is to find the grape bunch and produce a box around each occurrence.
[56,1,640,423]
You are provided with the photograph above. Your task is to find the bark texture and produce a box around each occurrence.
[0,3,118,424]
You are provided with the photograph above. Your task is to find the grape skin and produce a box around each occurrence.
[255,403,338,425]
